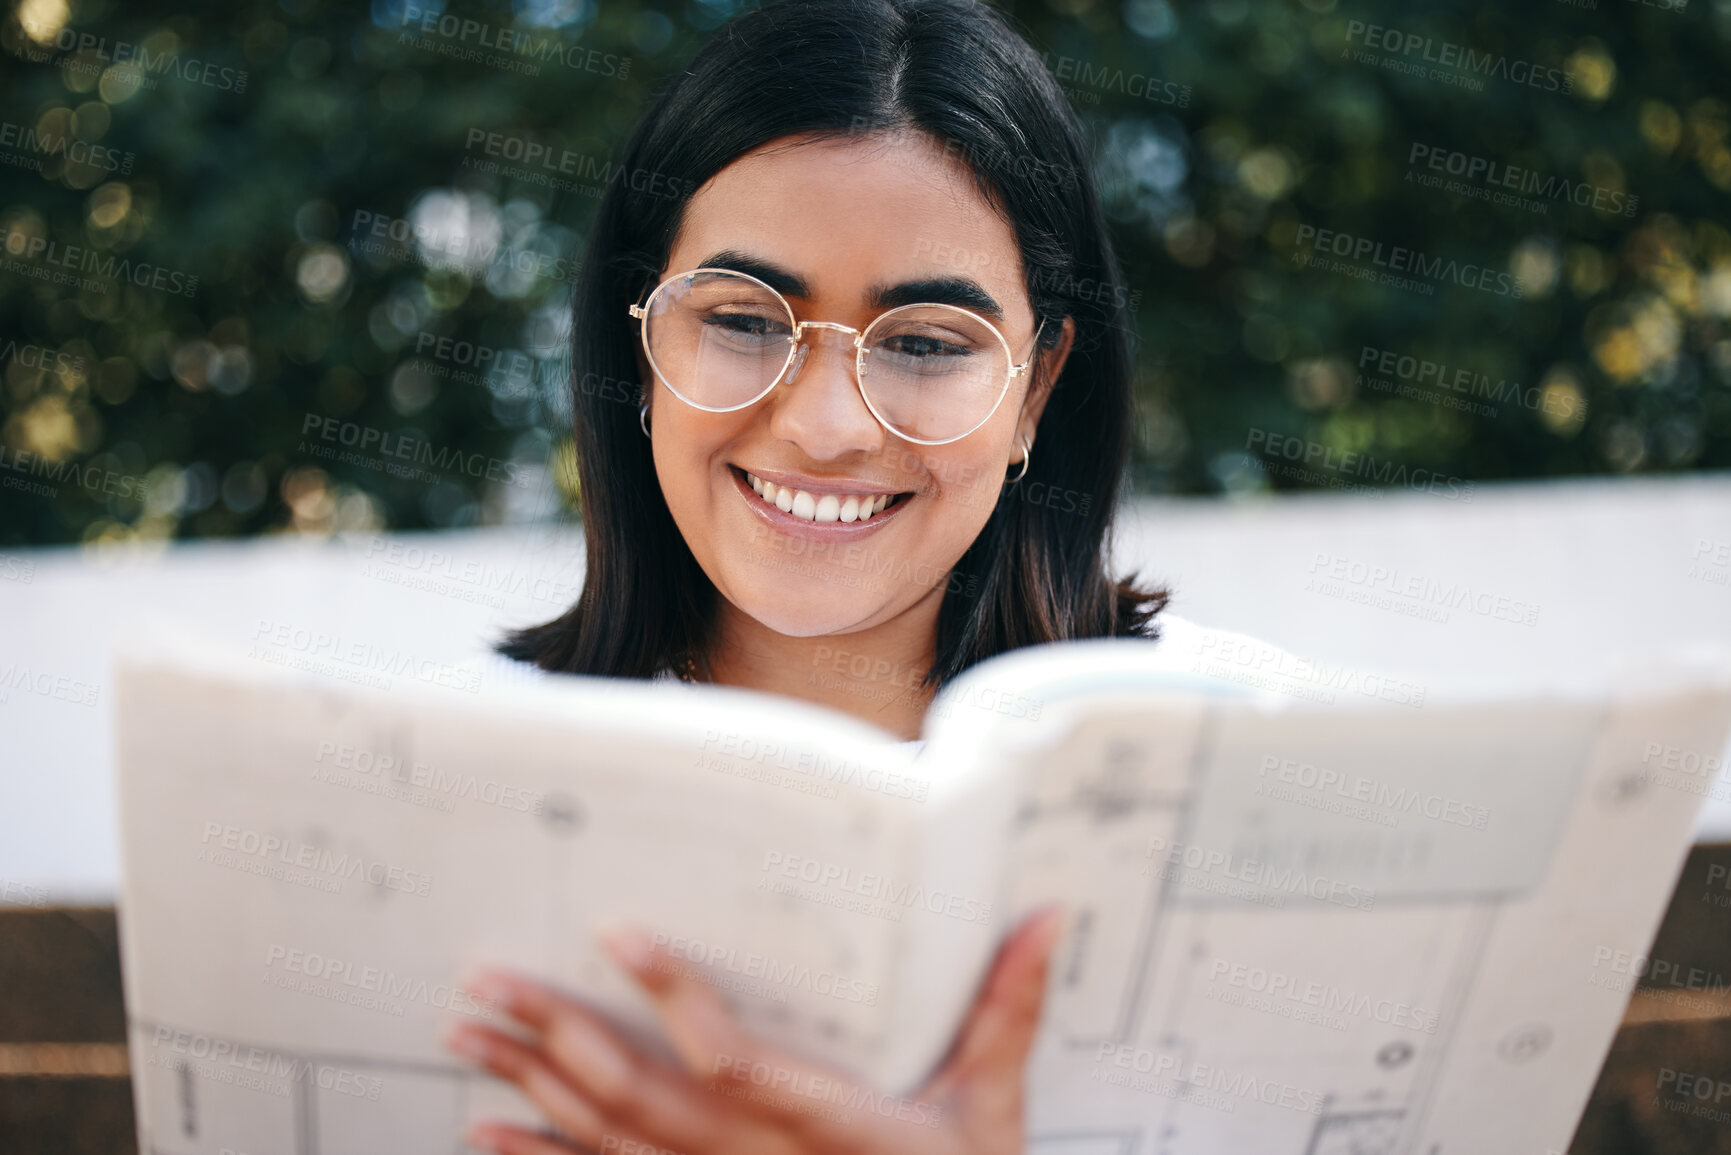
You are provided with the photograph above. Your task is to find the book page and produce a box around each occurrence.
[1002,680,1731,1154]
[115,634,1731,1154]
[115,648,957,1155]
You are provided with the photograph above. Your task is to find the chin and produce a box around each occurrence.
[722,571,897,638]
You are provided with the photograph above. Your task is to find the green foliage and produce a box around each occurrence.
[2,0,1728,547]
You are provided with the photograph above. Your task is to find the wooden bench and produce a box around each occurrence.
[6,844,1731,1151]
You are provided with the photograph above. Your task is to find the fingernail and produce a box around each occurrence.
[1033,906,1067,947]
[598,923,655,972]
[463,970,518,1013]
[445,1025,491,1064]
[466,1123,506,1153]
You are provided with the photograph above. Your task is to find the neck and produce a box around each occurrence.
[703,591,944,741]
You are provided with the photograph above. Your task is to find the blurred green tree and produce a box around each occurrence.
[1,0,1727,548]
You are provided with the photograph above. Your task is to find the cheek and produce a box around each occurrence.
[653,409,736,492]
[920,452,1004,538]
[649,412,740,553]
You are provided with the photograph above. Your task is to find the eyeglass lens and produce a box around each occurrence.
[642,270,1013,443]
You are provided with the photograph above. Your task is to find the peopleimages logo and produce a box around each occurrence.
[1357,345,1587,423]
[0,120,135,174]
[1307,550,1543,629]
[299,413,533,490]
[396,6,630,79]
[648,932,880,1006]
[1247,427,1477,503]
[360,537,579,610]
[2,228,199,298]
[698,729,931,802]
[758,850,994,925]
[348,209,581,286]
[1655,1068,1731,1125]
[1257,754,1491,830]
[14,27,248,93]
[1343,21,1573,95]
[711,1054,945,1128]
[461,130,695,202]
[199,821,433,896]
[0,339,84,377]
[1206,958,1441,1034]
[1146,836,1377,910]
[314,739,546,815]
[1292,223,1524,299]
[1189,630,1429,708]
[1407,142,1638,217]
[0,442,147,501]
[0,664,100,708]
[263,944,496,1019]
[1091,1044,1326,1115]
[248,618,484,694]
[147,1028,384,1101]
[1038,52,1192,108]
[1591,945,1728,994]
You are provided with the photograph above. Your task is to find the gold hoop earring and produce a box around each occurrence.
[1006,434,1031,484]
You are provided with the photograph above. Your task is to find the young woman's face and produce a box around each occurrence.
[644,131,1067,639]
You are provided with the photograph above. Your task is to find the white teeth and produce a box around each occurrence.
[741,471,897,524]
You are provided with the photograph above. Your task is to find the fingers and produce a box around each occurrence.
[466,1122,585,1155]
[465,968,577,1034]
[466,972,638,1105]
[456,931,958,1155]
[454,974,731,1154]
[599,928,870,1146]
[923,906,1064,1102]
[448,1023,606,1148]
[599,926,773,1080]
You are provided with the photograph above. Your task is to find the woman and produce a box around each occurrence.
[445,0,1168,1149]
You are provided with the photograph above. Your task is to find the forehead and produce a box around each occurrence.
[667,131,1028,309]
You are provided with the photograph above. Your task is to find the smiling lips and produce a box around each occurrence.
[743,471,900,524]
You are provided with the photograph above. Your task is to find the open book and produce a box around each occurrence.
[114,622,1731,1154]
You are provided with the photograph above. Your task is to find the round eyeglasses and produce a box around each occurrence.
[628,267,1044,446]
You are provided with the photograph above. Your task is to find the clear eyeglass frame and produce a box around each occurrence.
[628,266,1045,446]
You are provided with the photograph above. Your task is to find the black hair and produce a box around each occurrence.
[502,0,1166,684]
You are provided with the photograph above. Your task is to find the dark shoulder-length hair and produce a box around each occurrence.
[503,0,1167,686]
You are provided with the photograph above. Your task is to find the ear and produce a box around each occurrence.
[1015,315,1074,452]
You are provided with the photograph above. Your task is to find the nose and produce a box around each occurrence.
[781,343,811,385]
[766,326,884,459]
[782,321,860,385]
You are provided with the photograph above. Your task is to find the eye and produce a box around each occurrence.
[881,334,972,358]
[709,311,771,334]
[702,309,793,343]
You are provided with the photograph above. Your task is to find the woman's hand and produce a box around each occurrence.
[445,908,1064,1155]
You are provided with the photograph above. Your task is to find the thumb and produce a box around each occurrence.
[923,906,1064,1104]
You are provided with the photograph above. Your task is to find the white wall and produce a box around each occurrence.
[3,474,1729,901]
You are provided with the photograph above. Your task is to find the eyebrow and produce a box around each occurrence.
[694,250,1006,321]
[868,277,1005,321]
[696,251,811,299]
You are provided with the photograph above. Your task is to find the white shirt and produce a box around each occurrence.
[641,612,1295,754]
